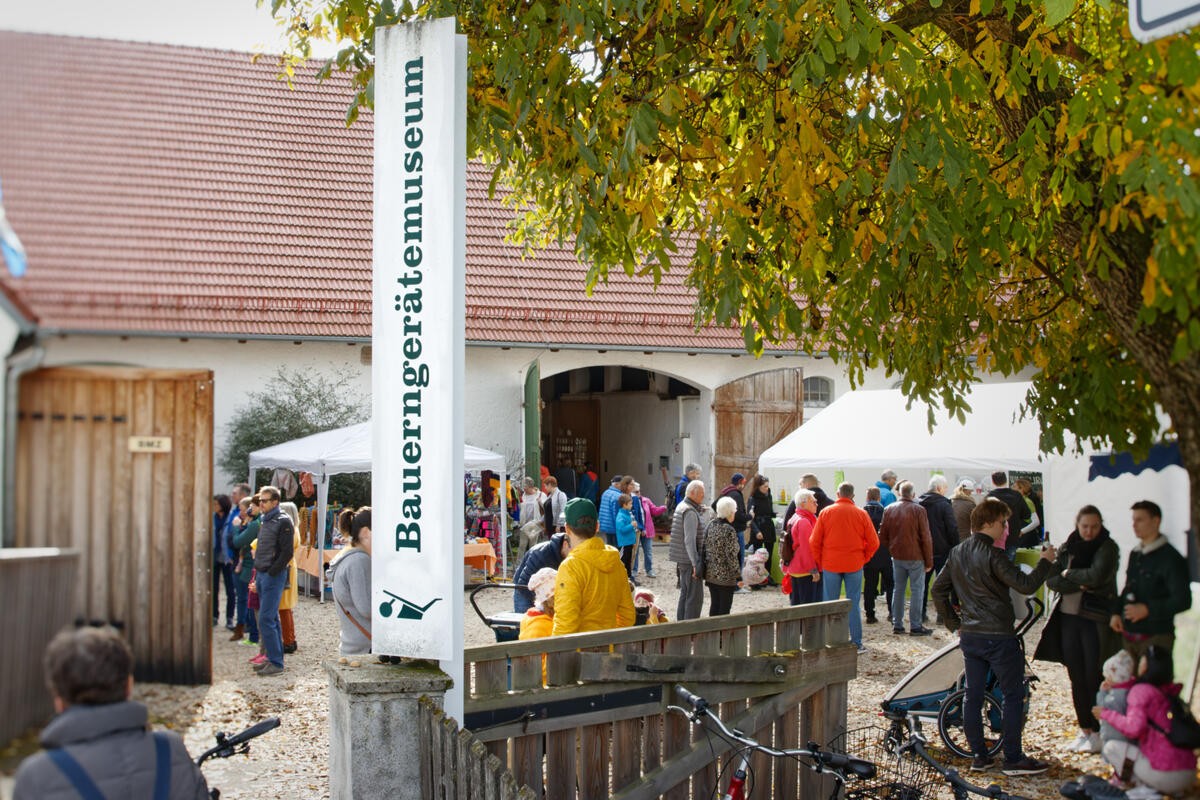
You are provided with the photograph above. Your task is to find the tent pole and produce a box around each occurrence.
[500,465,508,577]
[317,476,329,603]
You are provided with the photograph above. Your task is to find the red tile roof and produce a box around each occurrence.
[0,31,761,351]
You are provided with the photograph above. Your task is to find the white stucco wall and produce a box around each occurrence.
[30,335,896,496]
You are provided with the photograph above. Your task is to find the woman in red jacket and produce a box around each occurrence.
[783,490,821,605]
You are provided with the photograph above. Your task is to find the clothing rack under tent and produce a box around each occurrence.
[248,421,508,601]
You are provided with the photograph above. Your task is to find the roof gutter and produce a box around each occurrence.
[465,338,824,358]
[29,327,827,358]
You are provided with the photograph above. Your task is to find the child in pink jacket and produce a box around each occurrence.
[1094,645,1197,796]
[634,485,666,579]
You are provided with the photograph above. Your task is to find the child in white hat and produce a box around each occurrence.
[519,567,557,640]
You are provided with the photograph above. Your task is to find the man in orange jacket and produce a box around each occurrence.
[810,483,880,653]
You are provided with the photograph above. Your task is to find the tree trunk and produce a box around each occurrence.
[1086,233,1200,548]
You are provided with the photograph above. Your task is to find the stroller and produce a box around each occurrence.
[880,591,1044,758]
[469,582,526,642]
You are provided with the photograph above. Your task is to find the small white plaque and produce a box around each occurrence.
[128,436,172,453]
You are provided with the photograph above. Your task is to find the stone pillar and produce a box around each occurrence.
[325,659,453,800]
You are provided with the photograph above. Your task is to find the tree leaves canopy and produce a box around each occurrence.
[263,0,1200,476]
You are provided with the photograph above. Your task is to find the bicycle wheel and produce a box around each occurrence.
[936,688,1003,758]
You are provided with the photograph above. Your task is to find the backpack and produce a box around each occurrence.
[1149,690,1200,750]
[779,522,795,565]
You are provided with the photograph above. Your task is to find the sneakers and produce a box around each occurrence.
[1066,731,1102,753]
[735,587,751,594]
[1077,774,1130,798]
[250,653,267,665]
[256,663,284,677]
[970,755,994,772]
[1001,757,1051,776]
[647,572,657,579]
[910,627,934,637]
[1124,786,1164,800]
[856,645,868,655]
[893,627,906,635]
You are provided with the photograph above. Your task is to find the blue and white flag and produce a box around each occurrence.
[0,178,28,278]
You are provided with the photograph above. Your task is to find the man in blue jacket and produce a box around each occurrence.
[512,532,572,613]
[598,475,624,547]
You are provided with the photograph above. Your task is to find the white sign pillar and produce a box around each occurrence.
[372,18,467,723]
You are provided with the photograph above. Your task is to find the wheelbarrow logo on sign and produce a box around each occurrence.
[379,589,442,621]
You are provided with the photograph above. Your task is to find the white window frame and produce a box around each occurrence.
[803,376,833,408]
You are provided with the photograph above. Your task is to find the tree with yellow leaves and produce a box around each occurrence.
[263,0,1200,541]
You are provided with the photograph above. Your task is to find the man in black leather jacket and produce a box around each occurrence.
[931,497,1058,777]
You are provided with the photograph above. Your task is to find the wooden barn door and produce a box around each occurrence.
[14,366,214,684]
[714,368,803,484]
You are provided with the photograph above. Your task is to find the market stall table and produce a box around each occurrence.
[297,545,337,579]
[464,541,497,577]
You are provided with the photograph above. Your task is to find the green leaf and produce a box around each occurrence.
[1043,0,1075,27]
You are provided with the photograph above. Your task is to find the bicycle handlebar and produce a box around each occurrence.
[670,686,876,782]
[196,717,281,765]
[223,717,280,748]
[673,684,708,713]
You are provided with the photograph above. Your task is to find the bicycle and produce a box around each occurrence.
[670,685,935,799]
[878,708,1034,800]
[195,716,281,799]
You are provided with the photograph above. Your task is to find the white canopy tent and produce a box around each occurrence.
[760,382,1043,472]
[248,422,508,598]
[758,382,1190,560]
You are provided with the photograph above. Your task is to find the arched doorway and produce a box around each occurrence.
[539,365,702,504]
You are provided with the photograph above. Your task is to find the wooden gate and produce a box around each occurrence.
[13,366,214,684]
[462,601,854,799]
[713,368,803,483]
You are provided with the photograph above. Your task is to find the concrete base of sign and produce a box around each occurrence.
[325,659,453,800]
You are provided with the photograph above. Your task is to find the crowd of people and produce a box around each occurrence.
[658,466,1196,793]
[211,484,300,677]
[12,461,1196,799]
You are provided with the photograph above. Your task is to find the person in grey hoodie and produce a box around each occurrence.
[330,507,372,656]
[14,627,209,800]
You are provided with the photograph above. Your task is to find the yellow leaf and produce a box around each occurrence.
[1141,258,1158,305]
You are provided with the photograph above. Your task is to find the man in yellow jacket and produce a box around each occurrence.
[552,498,636,635]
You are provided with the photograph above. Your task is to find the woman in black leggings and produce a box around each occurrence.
[1035,505,1120,754]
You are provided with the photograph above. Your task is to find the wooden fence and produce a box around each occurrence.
[461,600,855,799]
[0,548,81,745]
[420,696,538,800]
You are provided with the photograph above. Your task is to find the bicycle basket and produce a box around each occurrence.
[828,726,941,800]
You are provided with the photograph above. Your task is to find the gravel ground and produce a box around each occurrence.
[0,543,1163,799]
